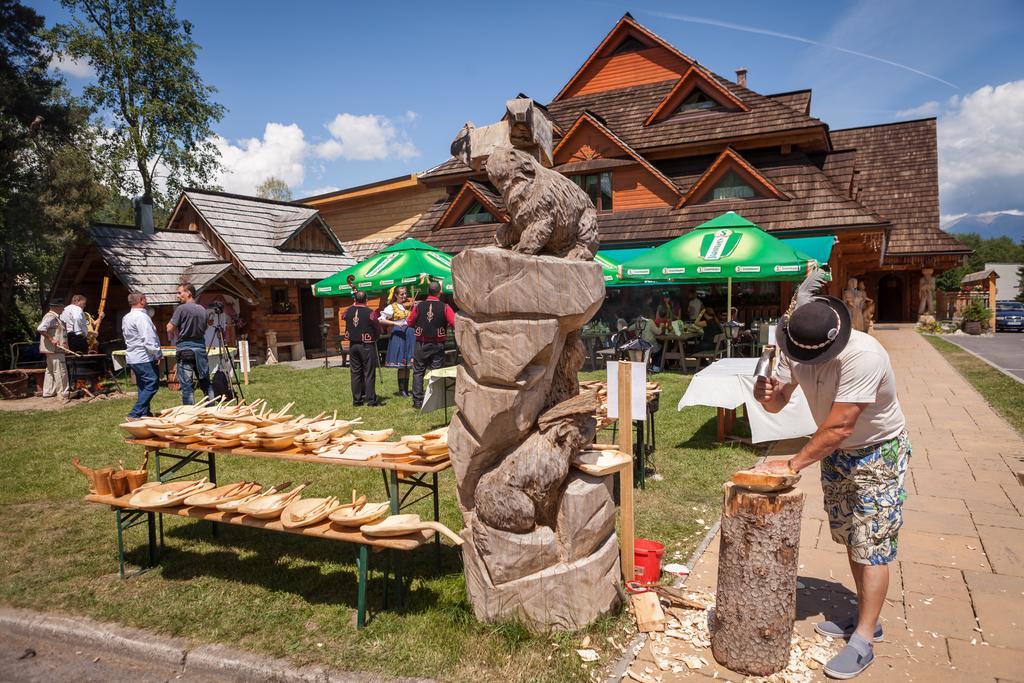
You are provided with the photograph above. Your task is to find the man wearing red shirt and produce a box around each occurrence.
[407,280,456,409]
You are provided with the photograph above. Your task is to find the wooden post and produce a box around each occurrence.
[711,482,805,676]
[238,340,250,385]
[988,273,997,331]
[618,361,635,583]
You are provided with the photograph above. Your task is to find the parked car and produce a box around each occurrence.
[995,301,1024,332]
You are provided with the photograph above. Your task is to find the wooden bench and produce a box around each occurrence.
[86,493,432,628]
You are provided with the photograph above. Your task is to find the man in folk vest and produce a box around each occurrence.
[407,280,456,410]
[343,291,382,406]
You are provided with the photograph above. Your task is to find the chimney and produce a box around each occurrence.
[133,195,154,235]
[736,68,748,88]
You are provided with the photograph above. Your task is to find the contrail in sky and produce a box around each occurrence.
[640,9,959,89]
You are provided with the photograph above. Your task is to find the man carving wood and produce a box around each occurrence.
[754,269,910,679]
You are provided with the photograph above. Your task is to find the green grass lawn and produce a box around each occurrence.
[0,365,754,681]
[923,335,1024,435]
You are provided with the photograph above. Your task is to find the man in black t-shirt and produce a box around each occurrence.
[167,283,211,405]
[343,291,382,406]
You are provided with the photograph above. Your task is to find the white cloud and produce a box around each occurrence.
[212,112,420,195]
[212,122,309,193]
[50,54,95,78]
[320,113,420,161]
[936,80,1024,216]
[896,100,941,118]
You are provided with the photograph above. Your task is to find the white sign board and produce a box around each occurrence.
[605,361,647,421]
[768,324,777,346]
[323,307,334,319]
[238,340,251,373]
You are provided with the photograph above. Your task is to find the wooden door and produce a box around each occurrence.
[878,274,903,322]
[299,287,323,350]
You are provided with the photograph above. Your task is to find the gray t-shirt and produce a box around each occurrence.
[775,330,906,449]
[170,302,208,344]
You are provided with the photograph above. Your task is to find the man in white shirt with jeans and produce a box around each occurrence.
[754,292,909,680]
[122,291,162,419]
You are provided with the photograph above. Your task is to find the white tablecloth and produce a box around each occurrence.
[420,366,456,413]
[678,358,817,443]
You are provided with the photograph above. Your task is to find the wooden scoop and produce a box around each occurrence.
[360,514,464,545]
[730,467,800,493]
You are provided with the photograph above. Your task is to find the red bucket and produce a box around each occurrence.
[633,538,665,584]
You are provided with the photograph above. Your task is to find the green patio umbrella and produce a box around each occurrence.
[617,212,823,355]
[312,238,454,297]
[595,248,679,288]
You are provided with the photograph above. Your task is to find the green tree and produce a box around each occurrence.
[53,0,225,207]
[255,176,292,201]
[0,0,105,353]
[935,232,1024,291]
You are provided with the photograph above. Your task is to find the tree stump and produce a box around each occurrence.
[711,482,805,676]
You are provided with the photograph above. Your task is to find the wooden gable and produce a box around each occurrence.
[644,65,749,127]
[553,112,681,209]
[555,14,692,101]
[678,147,787,208]
[436,181,508,232]
[279,216,344,254]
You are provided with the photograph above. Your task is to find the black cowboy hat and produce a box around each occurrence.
[777,295,851,365]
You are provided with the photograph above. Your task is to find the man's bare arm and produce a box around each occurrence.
[758,402,866,474]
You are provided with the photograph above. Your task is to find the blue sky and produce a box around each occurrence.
[33,0,1024,225]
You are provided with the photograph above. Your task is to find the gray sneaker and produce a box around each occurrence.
[814,616,883,641]
[824,633,874,679]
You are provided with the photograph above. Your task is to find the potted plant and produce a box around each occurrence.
[960,301,991,335]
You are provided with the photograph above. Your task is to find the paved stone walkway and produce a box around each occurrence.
[631,326,1024,681]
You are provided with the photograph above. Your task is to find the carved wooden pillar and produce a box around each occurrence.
[711,482,804,676]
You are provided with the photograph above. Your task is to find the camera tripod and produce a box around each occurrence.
[207,320,244,401]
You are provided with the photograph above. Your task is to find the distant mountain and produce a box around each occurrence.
[945,212,1024,241]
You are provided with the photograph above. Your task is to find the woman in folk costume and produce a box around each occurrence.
[378,286,416,397]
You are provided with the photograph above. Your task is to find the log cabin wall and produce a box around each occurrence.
[280,221,338,252]
[311,183,446,248]
[247,281,302,358]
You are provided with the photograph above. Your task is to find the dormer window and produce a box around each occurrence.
[710,170,756,200]
[677,89,717,113]
[457,201,495,226]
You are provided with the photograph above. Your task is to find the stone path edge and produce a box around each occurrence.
[0,607,431,683]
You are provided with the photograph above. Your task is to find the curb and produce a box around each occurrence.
[0,607,430,683]
[939,334,1024,386]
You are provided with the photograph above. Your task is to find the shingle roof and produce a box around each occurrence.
[766,90,812,115]
[829,120,969,257]
[90,226,220,305]
[407,150,887,253]
[182,190,354,279]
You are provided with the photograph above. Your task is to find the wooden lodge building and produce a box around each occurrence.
[51,189,353,360]
[409,13,970,322]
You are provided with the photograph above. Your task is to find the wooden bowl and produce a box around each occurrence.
[422,426,448,440]
[730,468,801,493]
[148,427,181,440]
[256,435,295,451]
[238,491,299,519]
[353,429,394,442]
[172,434,204,444]
[207,423,255,439]
[328,502,390,527]
[400,434,425,444]
[331,434,357,446]
[280,497,343,529]
[297,439,329,452]
[205,437,242,449]
[128,480,214,508]
[255,423,302,438]
[184,481,262,507]
[118,422,154,439]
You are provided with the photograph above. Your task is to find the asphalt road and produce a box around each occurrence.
[943,332,1024,381]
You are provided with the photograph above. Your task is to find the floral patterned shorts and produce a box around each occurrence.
[821,430,911,565]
